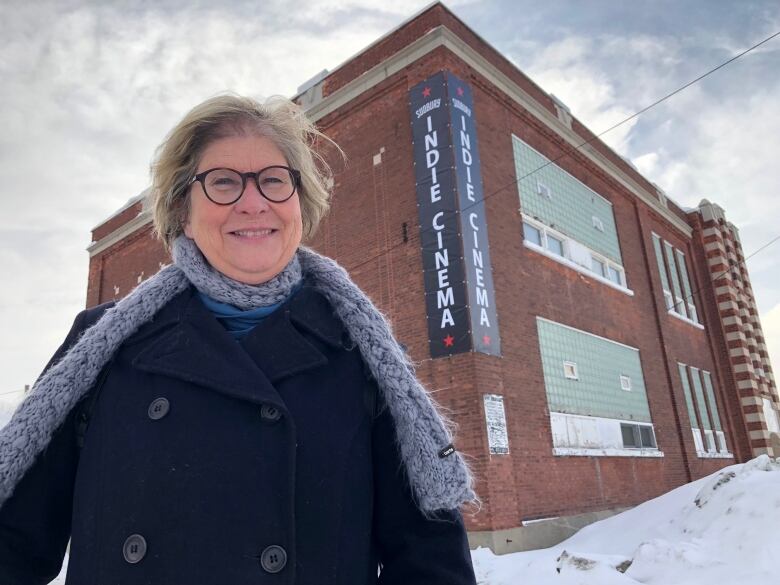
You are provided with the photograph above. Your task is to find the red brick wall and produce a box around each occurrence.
[87,225,169,307]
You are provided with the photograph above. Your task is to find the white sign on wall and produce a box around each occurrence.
[483,394,509,454]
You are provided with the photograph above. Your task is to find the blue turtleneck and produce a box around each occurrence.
[197,281,303,339]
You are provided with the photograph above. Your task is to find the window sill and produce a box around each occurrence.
[523,240,634,297]
[668,309,704,330]
[553,447,664,458]
[697,451,733,459]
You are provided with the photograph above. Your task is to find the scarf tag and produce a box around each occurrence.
[438,444,456,458]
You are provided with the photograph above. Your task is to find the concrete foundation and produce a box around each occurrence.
[467,507,631,555]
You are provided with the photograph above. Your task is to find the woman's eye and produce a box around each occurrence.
[209,176,240,189]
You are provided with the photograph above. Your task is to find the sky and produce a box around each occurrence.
[1,0,779,404]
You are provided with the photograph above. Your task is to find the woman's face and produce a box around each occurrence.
[184,134,303,285]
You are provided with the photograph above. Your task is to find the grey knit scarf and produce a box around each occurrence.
[0,236,475,513]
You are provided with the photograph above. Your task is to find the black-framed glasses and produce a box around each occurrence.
[189,165,302,205]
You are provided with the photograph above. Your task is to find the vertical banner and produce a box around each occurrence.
[447,72,500,356]
[409,71,501,358]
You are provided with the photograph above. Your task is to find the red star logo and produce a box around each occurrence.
[422,87,431,98]
[443,335,455,347]
[456,86,464,96]
[482,335,491,345]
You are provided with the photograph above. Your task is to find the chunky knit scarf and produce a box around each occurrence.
[0,236,475,513]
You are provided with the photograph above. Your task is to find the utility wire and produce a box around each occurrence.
[677,233,780,309]
[345,28,780,276]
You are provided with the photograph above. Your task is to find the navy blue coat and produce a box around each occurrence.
[0,283,476,584]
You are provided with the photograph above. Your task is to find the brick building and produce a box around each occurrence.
[86,3,778,552]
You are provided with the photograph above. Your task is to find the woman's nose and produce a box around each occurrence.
[234,178,271,214]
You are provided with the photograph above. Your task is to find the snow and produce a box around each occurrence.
[472,456,780,585]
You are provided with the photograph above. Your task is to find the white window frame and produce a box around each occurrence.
[620,422,657,450]
[522,221,542,247]
[620,375,632,391]
[704,429,717,453]
[653,232,703,330]
[545,232,565,257]
[521,215,632,296]
[563,361,579,380]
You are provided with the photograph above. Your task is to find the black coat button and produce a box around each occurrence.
[260,544,287,573]
[123,534,147,564]
[148,398,170,420]
[260,404,281,422]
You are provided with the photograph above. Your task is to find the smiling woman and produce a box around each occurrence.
[0,94,477,585]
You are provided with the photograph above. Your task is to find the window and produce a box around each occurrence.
[546,234,564,256]
[652,233,701,326]
[607,265,622,286]
[678,363,730,457]
[620,375,632,391]
[621,423,656,449]
[537,180,552,199]
[639,425,657,448]
[592,215,604,232]
[563,361,579,380]
[523,222,541,246]
[591,257,606,277]
[522,215,628,291]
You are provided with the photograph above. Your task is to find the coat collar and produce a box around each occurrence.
[130,283,346,408]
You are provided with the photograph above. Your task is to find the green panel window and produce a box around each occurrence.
[536,318,652,422]
[701,371,723,431]
[513,136,622,264]
[664,241,689,318]
[677,363,699,428]
[689,367,712,431]
[652,234,673,310]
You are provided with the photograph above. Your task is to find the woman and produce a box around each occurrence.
[0,94,477,584]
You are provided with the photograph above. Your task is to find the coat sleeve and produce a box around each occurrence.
[372,392,477,585]
[0,310,90,585]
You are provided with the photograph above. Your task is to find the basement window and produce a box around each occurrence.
[621,423,657,449]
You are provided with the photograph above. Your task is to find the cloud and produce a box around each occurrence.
[0,0,435,392]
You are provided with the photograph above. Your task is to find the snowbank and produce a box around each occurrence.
[473,455,780,585]
[42,455,780,584]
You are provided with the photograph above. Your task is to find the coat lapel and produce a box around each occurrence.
[131,284,345,407]
[240,285,346,384]
[133,288,285,408]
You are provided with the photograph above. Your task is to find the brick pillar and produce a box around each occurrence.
[698,200,779,457]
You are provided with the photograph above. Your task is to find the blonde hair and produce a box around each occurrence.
[150,94,338,250]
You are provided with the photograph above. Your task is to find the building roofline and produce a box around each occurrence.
[301,24,693,237]
[90,189,149,234]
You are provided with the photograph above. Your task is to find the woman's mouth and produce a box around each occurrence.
[230,228,277,238]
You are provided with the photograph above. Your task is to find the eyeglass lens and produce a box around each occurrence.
[203,167,295,203]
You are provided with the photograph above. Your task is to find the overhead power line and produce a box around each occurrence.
[677,233,780,309]
[344,28,780,276]
[360,29,780,271]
